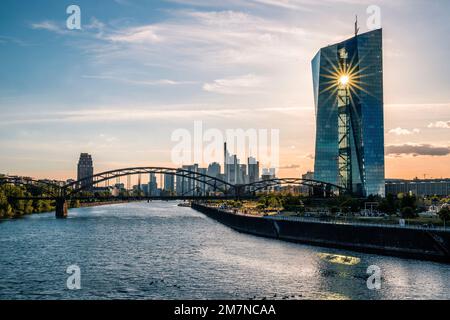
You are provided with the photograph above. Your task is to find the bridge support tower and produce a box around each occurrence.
[55,198,68,218]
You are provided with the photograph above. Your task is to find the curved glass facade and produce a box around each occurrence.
[312,29,385,196]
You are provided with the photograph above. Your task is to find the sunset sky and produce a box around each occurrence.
[0,0,449,181]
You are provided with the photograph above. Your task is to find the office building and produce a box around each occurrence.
[77,153,94,190]
[385,179,450,197]
[248,157,260,184]
[312,28,385,196]
[164,174,175,194]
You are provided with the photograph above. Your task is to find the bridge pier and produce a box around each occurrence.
[55,198,68,218]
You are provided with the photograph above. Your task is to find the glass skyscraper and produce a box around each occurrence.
[312,29,385,196]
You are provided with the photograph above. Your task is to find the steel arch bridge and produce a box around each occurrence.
[63,167,234,196]
[2,167,347,218]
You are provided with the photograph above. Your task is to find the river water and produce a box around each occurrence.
[0,202,449,300]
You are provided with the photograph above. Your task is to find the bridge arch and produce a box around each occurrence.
[63,167,234,196]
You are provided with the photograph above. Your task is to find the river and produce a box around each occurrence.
[0,202,449,300]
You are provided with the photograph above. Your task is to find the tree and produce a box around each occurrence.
[400,194,417,210]
[0,189,13,218]
[379,193,398,215]
[438,207,450,225]
[401,207,417,219]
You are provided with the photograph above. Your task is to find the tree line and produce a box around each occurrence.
[0,184,81,219]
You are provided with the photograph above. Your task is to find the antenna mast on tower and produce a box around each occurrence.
[355,15,360,37]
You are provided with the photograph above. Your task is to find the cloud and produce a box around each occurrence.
[278,164,301,169]
[28,8,331,105]
[31,21,68,35]
[167,0,395,11]
[0,105,311,125]
[77,9,326,71]
[252,0,311,11]
[388,127,420,135]
[297,153,314,159]
[0,35,29,46]
[386,144,450,157]
[106,25,162,43]
[203,74,266,95]
[82,75,196,86]
[428,121,450,129]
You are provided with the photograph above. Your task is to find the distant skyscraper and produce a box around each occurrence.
[302,171,314,181]
[77,153,94,190]
[207,162,221,192]
[301,171,315,195]
[163,174,175,193]
[312,28,385,196]
[176,164,199,195]
[227,155,239,184]
[261,168,276,192]
[148,172,158,196]
[261,168,276,180]
[207,162,221,179]
[175,170,184,196]
[248,157,260,183]
[223,143,242,184]
[198,167,208,195]
[237,164,247,184]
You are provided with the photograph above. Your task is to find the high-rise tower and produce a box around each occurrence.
[312,28,385,196]
[77,153,94,190]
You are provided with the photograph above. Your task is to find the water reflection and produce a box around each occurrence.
[0,202,449,300]
[317,253,361,266]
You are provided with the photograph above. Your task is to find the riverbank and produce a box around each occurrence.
[0,199,137,220]
[192,203,450,263]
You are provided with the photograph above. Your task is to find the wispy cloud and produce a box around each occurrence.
[203,74,266,95]
[82,75,197,86]
[0,105,312,125]
[386,144,450,157]
[31,21,68,35]
[0,35,30,46]
[252,0,312,11]
[106,25,162,43]
[278,164,302,169]
[76,9,328,69]
[428,121,450,129]
[388,127,420,136]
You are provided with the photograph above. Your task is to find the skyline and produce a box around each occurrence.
[1,0,449,181]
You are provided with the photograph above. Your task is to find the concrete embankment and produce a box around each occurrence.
[192,203,450,263]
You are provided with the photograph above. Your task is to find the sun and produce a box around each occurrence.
[319,51,376,100]
[339,75,350,86]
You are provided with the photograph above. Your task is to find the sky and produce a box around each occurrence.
[0,0,449,181]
